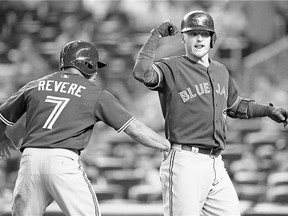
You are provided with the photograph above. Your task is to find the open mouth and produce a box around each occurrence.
[195,45,204,49]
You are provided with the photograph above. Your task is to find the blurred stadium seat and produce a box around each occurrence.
[103,169,143,199]
[267,171,288,186]
[243,202,288,216]
[233,170,267,185]
[93,184,125,202]
[236,184,266,203]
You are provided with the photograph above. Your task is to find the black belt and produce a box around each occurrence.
[174,144,222,158]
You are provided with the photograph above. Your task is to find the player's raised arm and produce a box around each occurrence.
[132,20,178,85]
[124,119,170,151]
[0,121,17,160]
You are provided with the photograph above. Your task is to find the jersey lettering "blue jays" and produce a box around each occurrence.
[179,82,228,103]
[149,56,239,149]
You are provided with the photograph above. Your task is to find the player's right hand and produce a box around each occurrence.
[151,20,178,37]
[0,135,17,160]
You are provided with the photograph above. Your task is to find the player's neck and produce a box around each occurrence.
[62,68,82,75]
[186,54,210,67]
[62,68,97,83]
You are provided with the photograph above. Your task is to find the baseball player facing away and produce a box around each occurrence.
[132,10,288,216]
[0,40,171,216]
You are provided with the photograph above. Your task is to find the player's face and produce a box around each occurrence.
[182,30,211,60]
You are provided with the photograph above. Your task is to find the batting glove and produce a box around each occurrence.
[151,20,178,37]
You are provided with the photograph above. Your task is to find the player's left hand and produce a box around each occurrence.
[0,135,18,160]
[268,105,288,128]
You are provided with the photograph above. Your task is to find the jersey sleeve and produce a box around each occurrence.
[153,58,176,93]
[227,75,241,109]
[95,90,135,133]
[0,84,27,126]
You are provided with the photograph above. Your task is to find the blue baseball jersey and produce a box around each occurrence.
[0,71,135,152]
[150,56,239,149]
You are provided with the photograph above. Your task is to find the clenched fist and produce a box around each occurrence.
[151,20,178,37]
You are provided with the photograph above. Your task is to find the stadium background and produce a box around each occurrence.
[0,0,288,215]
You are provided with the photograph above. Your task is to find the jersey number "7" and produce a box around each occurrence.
[43,96,70,129]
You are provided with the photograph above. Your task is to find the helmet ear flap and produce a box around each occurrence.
[73,59,97,74]
[211,33,217,48]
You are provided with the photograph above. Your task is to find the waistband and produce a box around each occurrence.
[172,144,222,158]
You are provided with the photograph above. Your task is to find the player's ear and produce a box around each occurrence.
[181,33,185,44]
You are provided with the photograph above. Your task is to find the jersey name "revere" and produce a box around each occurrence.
[38,80,86,97]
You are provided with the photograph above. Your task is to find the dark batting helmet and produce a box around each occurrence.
[60,40,107,75]
[181,10,217,48]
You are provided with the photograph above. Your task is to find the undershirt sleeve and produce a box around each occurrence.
[94,90,135,133]
[141,64,163,89]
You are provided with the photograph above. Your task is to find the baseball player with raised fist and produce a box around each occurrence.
[132,10,288,216]
[0,40,170,216]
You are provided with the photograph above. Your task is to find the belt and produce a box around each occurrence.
[172,144,222,158]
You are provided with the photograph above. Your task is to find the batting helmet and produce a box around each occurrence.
[181,10,217,48]
[60,40,107,76]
